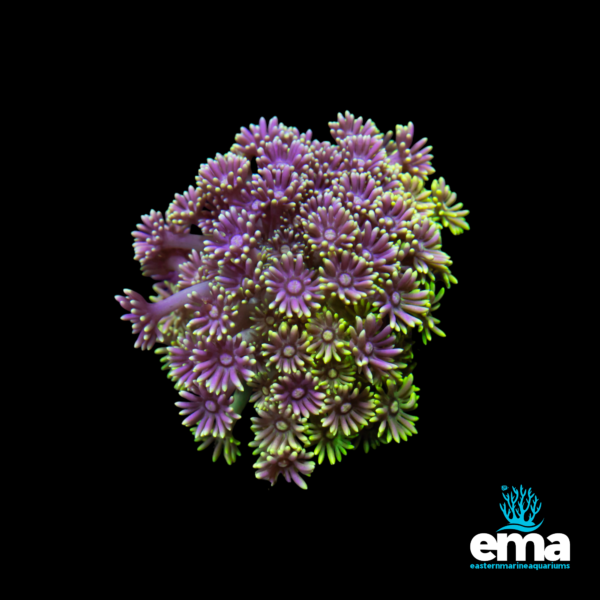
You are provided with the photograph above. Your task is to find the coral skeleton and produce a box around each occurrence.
[116,111,469,488]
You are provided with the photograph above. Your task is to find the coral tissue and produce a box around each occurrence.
[116,112,469,488]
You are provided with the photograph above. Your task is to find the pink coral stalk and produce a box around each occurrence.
[132,209,205,282]
[115,281,211,350]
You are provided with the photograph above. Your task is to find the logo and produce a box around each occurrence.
[498,485,543,532]
[470,485,570,565]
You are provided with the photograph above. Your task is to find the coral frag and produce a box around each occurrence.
[116,112,469,489]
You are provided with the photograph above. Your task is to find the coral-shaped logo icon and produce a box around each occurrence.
[498,485,544,532]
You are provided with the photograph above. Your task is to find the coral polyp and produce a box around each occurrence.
[116,111,469,488]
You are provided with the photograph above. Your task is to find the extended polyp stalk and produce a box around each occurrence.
[116,280,214,350]
[158,281,211,316]
[228,298,259,337]
[232,384,252,418]
[163,231,205,252]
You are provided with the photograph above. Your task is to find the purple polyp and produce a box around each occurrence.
[339,273,352,287]
[324,228,336,241]
[286,279,303,294]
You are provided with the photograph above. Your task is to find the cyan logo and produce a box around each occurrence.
[498,485,544,533]
[470,485,570,564]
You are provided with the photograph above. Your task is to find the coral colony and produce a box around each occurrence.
[116,112,469,489]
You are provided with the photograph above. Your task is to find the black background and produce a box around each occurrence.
[103,63,585,578]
